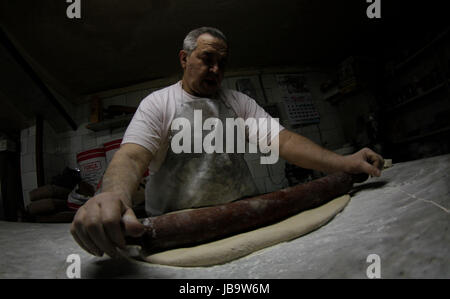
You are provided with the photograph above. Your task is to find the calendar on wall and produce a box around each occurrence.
[276,74,320,125]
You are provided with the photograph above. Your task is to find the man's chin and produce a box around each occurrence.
[199,83,220,96]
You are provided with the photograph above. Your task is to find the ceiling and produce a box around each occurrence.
[0,0,382,102]
[0,0,446,135]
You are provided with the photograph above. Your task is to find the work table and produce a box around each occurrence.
[1,154,449,278]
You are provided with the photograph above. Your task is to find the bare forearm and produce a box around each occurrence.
[279,129,347,174]
[101,145,151,206]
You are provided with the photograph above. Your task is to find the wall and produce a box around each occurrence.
[20,125,37,207]
[20,70,349,208]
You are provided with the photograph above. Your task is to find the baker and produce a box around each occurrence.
[70,27,384,258]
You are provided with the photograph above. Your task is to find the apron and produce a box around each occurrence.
[145,86,259,216]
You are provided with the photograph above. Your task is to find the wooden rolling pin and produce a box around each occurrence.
[126,172,363,253]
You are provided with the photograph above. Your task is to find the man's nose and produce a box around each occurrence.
[210,63,220,74]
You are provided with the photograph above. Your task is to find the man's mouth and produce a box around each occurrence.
[204,78,218,87]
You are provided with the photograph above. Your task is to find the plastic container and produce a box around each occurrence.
[76,147,107,188]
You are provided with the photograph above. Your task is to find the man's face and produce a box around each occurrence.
[180,33,228,97]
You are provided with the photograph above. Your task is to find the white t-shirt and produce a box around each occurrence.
[122,81,284,173]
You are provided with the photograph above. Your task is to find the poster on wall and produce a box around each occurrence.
[276,74,320,126]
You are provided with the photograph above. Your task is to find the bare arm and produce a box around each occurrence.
[70,143,153,258]
[101,143,153,206]
[278,129,384,176]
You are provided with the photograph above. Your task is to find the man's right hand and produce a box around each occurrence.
[70,192,145,258]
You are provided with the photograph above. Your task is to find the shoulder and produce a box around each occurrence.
[139,82,180,113]
[142,82,179,103]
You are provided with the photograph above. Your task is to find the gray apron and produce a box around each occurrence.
[145,88,259,216]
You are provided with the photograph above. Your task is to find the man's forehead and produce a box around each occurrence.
[196,34,228,54]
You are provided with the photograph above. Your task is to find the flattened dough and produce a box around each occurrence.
[129,194,350,267]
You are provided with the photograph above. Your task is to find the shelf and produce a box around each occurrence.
[394,28,450,72]
[86,115,133,132]
[387,81,448,112]
[323,85,363,105]
[322,87,341,103]
[393,125,450,144]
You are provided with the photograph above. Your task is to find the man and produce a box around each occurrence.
[71,27,384,258]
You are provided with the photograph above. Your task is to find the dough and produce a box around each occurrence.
[128,194,350,267]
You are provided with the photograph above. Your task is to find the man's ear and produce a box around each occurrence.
[179,50,188,70]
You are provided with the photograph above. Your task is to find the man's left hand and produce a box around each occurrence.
[343,147,384,177]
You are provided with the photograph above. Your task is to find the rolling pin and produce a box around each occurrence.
[126,172,364,253]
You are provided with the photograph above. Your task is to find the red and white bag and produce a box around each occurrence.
[76,147,107,188]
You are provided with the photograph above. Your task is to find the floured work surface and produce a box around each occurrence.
[1,155,449,278]
[128,194,351,267]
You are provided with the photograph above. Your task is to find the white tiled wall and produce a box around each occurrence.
[20,70,350,206]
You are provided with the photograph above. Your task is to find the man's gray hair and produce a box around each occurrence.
[182,27,228,55]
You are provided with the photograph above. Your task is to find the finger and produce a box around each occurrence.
[374,156,384,171]
[71,228,98,256]
[377,154,385,170]
[101,201,126,250]
[122,208,145,238]
[361,160,381,177]
[73,222,104,257]
[364,150,384,173]
[85,213,120,258]
[71,209,104,256]
[370,154,382,170]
